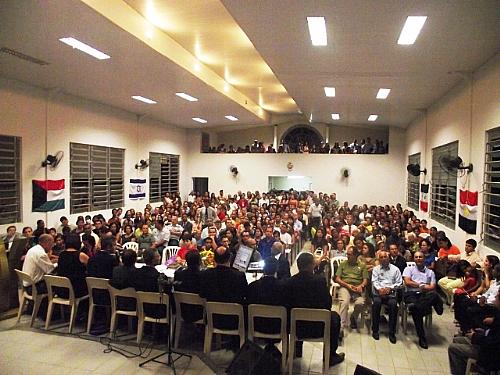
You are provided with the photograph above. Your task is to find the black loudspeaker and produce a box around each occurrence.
[354,364,382,375]
[226,340,281,375]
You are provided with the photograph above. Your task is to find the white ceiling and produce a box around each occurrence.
[0,0,499,129]
[222,0,500,127]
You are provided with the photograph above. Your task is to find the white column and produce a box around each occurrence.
[273,124,278,150]
[325,125,330,144]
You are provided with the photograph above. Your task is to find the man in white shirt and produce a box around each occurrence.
[259,193,270,207]
[166,215,183,246]
[308,198,323,230]
[152,219,169,253]
[342,215,357,235]
[21,234,56,293]
[371,250,402,343]
[279,222,293,251]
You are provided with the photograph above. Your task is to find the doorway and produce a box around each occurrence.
[192,177,208,195]
[268,176,312,191]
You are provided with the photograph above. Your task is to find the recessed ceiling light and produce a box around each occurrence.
[131,95,157,104]
[376,88,391,99]
[331,113,340,120]
[59,37,110,60]
[307,17,327,46]
[368,114,379,122]
[225,115,238,121]
[176,92,198,102]
[192,117,207,123]
[398,16,427,45]
[324,87,336,97]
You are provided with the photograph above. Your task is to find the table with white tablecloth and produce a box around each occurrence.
[135,262,262,284]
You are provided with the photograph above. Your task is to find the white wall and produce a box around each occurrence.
[405,54,500,257]
[0,78,188,232]
[186,127,406,205]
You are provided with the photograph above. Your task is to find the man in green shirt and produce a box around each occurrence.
[136,224,154,258]
[335,246,369,331]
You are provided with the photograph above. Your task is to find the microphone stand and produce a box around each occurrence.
[139,278,191,374]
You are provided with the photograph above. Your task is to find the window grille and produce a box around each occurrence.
[484,127,500,252]
[431,141,458,229]
[0,135,21,224]
[407,153,420,210]
[149,152,179,203]
[70,143,124,214]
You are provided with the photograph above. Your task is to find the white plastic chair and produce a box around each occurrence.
[136,291,171,344]
[86,277,110,333]
[248,304,288,371]
[204,302,245,354]
[15,269,48,327]
[465,358,499,375]
[44,275,89,333]
[330,256,348,302]
[288,308,331,375]
[161,246,180,265]
[108,286,138,338]
[122,241,139,253]
[172,291,206,348]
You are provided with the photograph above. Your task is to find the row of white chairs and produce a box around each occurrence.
[16,269,333,373]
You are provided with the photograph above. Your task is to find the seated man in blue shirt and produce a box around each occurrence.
[371,250,402,343]
[403,251,444,349]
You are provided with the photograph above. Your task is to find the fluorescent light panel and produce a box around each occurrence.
[376,88,391,99]
[192,117,207,123]
[225,115,238,121]
[398,16,427,45]
[324,87,336,97]
[307,17,327,46]
[331,113,340,120]
[368,114,378,122]
[132,95,156,104]
[59,37,110,60]
[175,92,198,102]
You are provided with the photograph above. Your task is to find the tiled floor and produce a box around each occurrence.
[0,305,454,375]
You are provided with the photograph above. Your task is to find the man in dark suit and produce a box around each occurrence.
[199,246,248,330]
[87,234,119,279]
[287,252,345,367]
[131,249,160,293]
[271,242,291,279]
[174,251,203,323]
[130,248,164,319]
[388,243,407,274]
[180,213,193,234]
[248,257,287,335]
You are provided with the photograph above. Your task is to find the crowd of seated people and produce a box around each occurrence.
[205,137,388,154]
[5,188,500,373]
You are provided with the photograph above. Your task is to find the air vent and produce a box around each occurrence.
[0,47,49,66]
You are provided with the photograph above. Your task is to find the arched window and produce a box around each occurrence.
[281,125,324,153]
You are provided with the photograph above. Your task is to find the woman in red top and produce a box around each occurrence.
[437,236,461,260]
